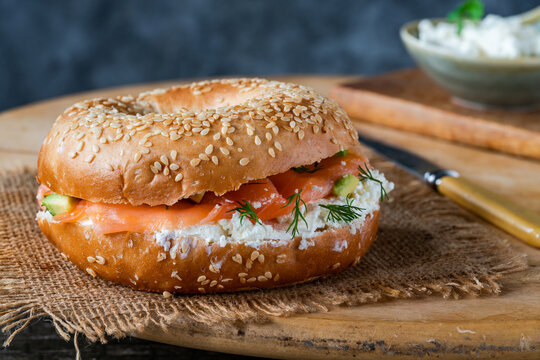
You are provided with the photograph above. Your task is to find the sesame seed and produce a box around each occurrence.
[298,130,305,140]
[239,158,249,166]
[250,251,259,261]
[220,147,230,155]
[190,158,201,166]
[217,285,224,289]
[197,275,206,283]
[181,241,189,253]
[247,277,257,283]
[198,288,205,293]
[331,138,338,144]
[247,128,254,136]
[175,173,183,182]
[140,147,150,154]
[232,254,242,264]
[211,156,218,165]
[163,167,170,176]
[92,144,100,153]
[201,128,210,136]
[85,154,95,163]
[272,126,279,134]
[274,142,282,151]
[154,161,162,171]
[238,272,248,277]
[332,262,340,269]
[170,150,177,160]
[210,280,218,287]
[209,264,219,273]
[163,291,172,298]
[157,252,166,262]
[213,133,221,141]
[87,256,96,263]
[240,278,246,284]
[170,163,179,171]
[199,153,209,161]
[201,279,210,285]
[258,276,268,282]
[274,274,280,281]
[246,259,253,269]
[265,132,272,141]
[86,268,97,278]
[226,137,234,146]
[68,151,77,158]
[254,136,261,145]
[258,254,265,263]
[268,148,276,158]
[205,144,213,155]
[265,271,272,279]
[160,155,169,165]
[134,153,142,162]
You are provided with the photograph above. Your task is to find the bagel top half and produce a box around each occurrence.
[37,78,359,206]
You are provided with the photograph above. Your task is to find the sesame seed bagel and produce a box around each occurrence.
[37,210,379,294]
[37,78,358,206]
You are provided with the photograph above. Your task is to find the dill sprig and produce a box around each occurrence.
[281,189,308,238]
[358,163,389,202]
[320,196,364,223]
[447,0,484,35]
[293,162,322,174]
[226,200,261,225]
[334,149,348,157]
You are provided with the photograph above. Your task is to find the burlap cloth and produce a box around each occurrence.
[0,154,528,349]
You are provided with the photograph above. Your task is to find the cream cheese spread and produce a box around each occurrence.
[418,15,540,59]
[154,170,393,251]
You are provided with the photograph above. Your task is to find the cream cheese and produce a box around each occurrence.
[155,170,393,251]
[418,15,540,59]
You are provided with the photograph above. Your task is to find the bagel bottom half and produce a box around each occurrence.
[37,210,380,294]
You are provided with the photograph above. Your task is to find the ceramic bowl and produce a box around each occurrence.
[400,19,540,108]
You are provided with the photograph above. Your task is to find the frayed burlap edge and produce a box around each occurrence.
[0,161,528,353]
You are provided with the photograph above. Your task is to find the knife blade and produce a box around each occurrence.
[357,133,540,248]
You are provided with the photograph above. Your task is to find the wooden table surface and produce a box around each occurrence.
[1,75,539,359]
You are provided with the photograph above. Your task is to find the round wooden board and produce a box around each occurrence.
[1,76,539,359]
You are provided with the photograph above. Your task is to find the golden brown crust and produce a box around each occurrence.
[37,211,379,294]
[37,78,359,206]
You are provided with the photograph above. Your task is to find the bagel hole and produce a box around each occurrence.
[141,86,265,113]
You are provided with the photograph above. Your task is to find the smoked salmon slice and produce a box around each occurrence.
[270,150,368,202]
[37,150,367,235]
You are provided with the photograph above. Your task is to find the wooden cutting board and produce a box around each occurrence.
[330,69,540,160]
[1,76,539,359]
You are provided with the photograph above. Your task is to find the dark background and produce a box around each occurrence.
[1,0,537,112]
[1,0,538,359]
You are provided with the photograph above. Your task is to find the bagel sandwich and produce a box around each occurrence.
[36,78,393,294]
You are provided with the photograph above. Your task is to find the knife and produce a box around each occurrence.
[357,133,540,248]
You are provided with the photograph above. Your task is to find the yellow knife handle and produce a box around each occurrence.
[437,175,540,248]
